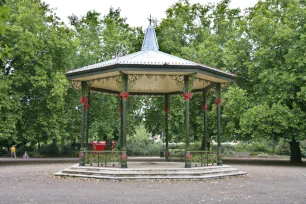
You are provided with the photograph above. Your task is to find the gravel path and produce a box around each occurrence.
[0,162,305,204]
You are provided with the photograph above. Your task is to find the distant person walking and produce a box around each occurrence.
[11,145,16,158]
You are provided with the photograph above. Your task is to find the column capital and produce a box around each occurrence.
[182,93,193,101]
[120,92,129,101]
[80,97,88,104]
[85,104,91,110]
[215,99,222,105]
[202,104,209,111]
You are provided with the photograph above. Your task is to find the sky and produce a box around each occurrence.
[43,0,259,28]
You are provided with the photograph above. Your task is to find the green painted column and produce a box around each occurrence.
[85,89,90,149]
[184,76,191,168]
[165,95,169,159]
[203,89,208,150]
[216,83,223,166]
[120,74,128,168]
[79,81,86,166]
[120,97,123,150]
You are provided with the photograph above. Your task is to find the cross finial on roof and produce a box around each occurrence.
[148,14,152,25]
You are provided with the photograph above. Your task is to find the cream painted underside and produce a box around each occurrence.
[73,71,230,93]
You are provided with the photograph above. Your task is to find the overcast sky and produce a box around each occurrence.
[43,0,259,28]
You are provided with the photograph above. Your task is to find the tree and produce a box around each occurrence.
[1,0,76,148]
[68,8,144,143]
[240,0,306,162]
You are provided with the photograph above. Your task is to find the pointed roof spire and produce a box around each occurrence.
[141,15,159,51]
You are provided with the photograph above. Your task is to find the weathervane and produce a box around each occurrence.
[148,14,152,25]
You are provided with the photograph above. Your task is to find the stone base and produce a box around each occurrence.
[55,162,247,180]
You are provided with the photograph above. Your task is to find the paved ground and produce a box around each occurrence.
[0,159,305,204]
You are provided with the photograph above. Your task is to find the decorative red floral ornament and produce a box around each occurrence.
[164,108,170,113]
[202,105,209,111]
[182,93,193,101]
[79,152,84,159]
[215,99,222,105]
[186,152,191,160]
[121,152,126,160]
[85,104,91,110]
[80,97,88,105]
[120,92,129,101]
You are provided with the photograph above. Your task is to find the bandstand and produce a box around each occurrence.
[66,20,236,170]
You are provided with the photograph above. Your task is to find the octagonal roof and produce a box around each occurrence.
[66,23,236,94]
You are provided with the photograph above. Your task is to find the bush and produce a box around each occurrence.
[16,144,35,157]
[127,141,161,156]
[275,138,290,155]
[0,147,8,157]
[234,142,249,152]
[255,152,269,158]
[248,141,273,153]
[60,144,72,156]
[300,148,306,158]
[190,142,201,151]
[39,143,60,156]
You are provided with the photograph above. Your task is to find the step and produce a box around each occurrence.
[61,168,240,177]
[54,171,247,180]
[69,164,233,173]
[54,163,247,180]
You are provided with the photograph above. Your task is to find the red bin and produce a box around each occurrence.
[92,141,106,151]
[92,140,115,151]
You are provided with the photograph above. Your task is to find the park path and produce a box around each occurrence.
[0,159,305,204]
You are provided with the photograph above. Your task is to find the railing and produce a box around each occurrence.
[190,151,218,167]
[167,149,185,159]
[83,151,122,167]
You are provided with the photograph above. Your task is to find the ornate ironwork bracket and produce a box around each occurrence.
[87,72,124,91]
[113,73,123,91]
[169,75,184,91]
[81,72,215,93]
[188,73,197,92]
[128,74,143,89]
[195,77,211,87]
[221,82,231,88]
[70,80,82,90]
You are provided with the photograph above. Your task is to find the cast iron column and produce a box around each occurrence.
[216,83,223,166]
[183,75,191,168]
[120,74,128,168]
[120,97,123,149]
[79,81,87,166]
[203,89,208,150]
[164,95,169,159]
[85,90,90,150]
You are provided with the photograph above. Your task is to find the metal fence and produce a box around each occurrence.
[83,150,122,167]
[190,151,218,167]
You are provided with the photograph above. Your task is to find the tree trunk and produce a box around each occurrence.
[289,138,302,164]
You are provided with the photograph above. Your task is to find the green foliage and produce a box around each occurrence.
[127,125,161,156]
[1,0,306,159]
[275,138,290,155]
